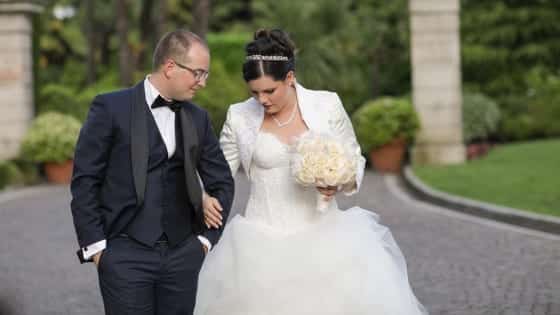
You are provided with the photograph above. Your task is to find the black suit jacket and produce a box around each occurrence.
[71,81,234,253]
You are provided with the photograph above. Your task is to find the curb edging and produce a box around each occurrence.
[402,166,560,235]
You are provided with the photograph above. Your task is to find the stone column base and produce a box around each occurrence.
[412,143,465,165]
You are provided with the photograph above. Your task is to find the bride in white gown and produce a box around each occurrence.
[194,29,427,315]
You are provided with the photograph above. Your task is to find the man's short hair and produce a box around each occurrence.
[152,29,207,70]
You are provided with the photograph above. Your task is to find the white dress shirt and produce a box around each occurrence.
[82,77,211,260]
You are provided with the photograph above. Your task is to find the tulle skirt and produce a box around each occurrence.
[194,207,428,315]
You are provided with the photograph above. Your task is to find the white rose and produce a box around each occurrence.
[296,168,316,185]
[324,168,340,186]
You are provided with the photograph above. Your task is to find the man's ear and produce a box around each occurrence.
[162,59,175,79]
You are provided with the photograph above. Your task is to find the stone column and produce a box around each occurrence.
[409,0,465,165]
[0,1,44,160]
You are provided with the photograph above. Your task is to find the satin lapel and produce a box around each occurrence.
[130,82,149,206]
[295,83,316,131]
[179,107,202,212]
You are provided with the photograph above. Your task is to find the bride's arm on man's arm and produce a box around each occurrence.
[202,191,223,229]
[196,109,235,248]
[331,93,366,195]
[202,107,240,229]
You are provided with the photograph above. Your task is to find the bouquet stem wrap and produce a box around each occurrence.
[316,192,331,212]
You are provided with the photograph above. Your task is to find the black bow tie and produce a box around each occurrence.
[151,95,181,112]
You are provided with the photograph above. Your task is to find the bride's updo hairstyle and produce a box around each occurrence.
[242,29,296,82]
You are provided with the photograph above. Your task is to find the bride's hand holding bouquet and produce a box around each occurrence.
[291,132,358,212]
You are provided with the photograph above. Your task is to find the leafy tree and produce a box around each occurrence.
[250,0,410,113]
[461,0,560,140]
[353,0,410,98]
[251,0,368,112]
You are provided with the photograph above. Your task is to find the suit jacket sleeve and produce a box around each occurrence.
[331,93,366,195]
[70,95,113,248]
[197,110,235,245]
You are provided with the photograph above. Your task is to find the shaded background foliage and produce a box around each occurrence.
[35,0,560,139]
[36,0,414,131]
[461,0,560,140]
[0,0,554,190]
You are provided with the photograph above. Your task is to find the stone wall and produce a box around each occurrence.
[0,1,43,160]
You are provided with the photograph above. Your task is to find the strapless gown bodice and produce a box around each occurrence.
[244,132,322,232]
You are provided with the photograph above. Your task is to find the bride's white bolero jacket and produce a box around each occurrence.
[219,83,366,195]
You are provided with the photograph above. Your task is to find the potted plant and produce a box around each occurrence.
[21,112,82,184]
[352,97,419,173]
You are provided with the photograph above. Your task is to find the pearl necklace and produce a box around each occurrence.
[272,101,298,128]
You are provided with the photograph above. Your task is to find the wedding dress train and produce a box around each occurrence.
[194,131,428,315]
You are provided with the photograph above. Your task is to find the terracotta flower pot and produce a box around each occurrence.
[370,138,407,174]
[44,160,73,184]
[466,141,492,160]
[466,143,479,160]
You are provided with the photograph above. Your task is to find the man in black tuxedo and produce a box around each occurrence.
[70,29,234,314]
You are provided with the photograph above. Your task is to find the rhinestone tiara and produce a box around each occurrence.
[245,55,289,61]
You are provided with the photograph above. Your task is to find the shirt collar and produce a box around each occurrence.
[144,75,164,108]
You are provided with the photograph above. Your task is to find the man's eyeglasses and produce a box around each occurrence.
[172,59,209,82]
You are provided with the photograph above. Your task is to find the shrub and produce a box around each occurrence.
[11,158,40,185]
[38,84,89,122]
[500,114,540,141]
[38,72,121,123]
[20,112,82,163]
[462,92,501,143]
[0,161,24,189]
[526,68,560,138]
[351,97,419,153]
[496,68,560,141]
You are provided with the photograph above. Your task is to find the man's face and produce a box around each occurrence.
[167,43,210,101]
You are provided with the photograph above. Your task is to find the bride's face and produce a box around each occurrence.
[248,73,295,115]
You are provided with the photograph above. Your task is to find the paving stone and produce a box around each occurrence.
[0,172,558,314]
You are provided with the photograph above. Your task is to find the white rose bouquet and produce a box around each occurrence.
[290,132,358,212]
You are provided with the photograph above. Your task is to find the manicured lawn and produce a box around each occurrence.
[412,139,560,217]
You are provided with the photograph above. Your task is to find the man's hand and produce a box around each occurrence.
[201,243,209,255]
[317,186,339,202]
[93,251,103,267]
[203,194,223,229]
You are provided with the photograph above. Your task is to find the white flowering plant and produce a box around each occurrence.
[290,132,357,212]
[21,112,81,163]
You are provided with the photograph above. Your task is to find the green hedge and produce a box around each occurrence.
[207,32,250,74]
[0,161,23,189]
[498,68,560,141]
[37,32,251,134]
[38,71,122,123]
[525,68,560,138]
[194,32,251,133]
